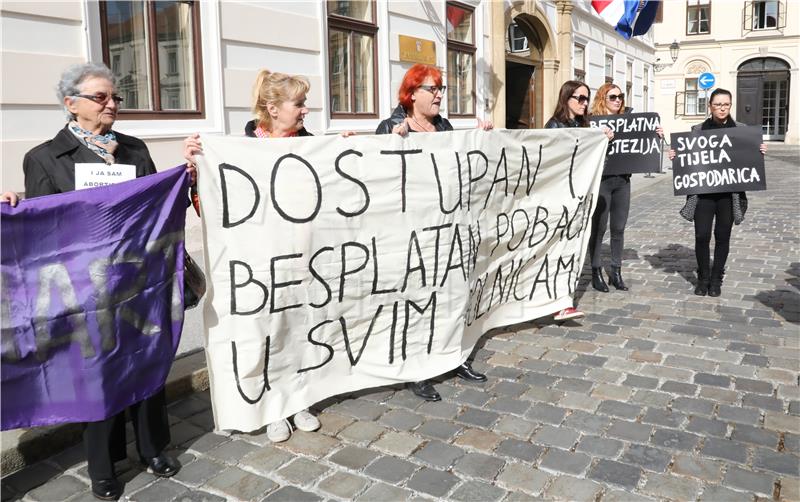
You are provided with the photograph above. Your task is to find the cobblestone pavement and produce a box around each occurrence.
[3,147,799,502]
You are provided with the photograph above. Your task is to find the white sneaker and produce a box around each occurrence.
[267,419,292,442]
[293,409,321,432]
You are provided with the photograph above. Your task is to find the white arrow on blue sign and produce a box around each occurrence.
[698,72,716,90]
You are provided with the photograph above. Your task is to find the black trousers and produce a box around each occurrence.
[693,193,734,280]
[85,388,170,480]
[589,175,631,268]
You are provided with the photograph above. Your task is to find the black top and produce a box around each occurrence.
[244,119,313,138]
[692,116,743,131]
[544,117,582,129]
[23,125,157,198]
[375,105,453,134]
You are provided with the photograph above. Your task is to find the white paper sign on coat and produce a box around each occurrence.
[74,163,136,190]
[196,128,608,432]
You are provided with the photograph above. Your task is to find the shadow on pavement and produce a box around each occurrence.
[644,243,697,286]
[755,262,800,325]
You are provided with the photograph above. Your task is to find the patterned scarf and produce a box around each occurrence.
[254,124,297,139]
[68,121,118,164]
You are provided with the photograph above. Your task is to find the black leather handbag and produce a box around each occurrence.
[184,251,206,310]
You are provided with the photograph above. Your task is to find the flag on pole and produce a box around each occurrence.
[591,0,659,39]
[632,0,661,36]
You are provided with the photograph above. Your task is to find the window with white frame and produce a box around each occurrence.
[626,60,633,103]
[752,0,779,29]
[574,44,586,82]
[327,0,378,117]
[100,0,203,118]
[446,2,476,116]
[687,0,711,34]
[684,78,707,115]
[508,23,528,53]
[643,65,650,111]
[605,53,614,83]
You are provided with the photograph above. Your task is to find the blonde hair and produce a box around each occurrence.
[591,83,624,116]
[251,69,310,131]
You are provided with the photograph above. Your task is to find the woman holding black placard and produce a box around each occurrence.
[588,83,663,293]
[668,88,766,297]
[543,81,613,320]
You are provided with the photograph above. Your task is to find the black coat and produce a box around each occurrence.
[375,105,453,134]
[244,119,313,138]
[544,117,583,129]
[23,125,157,198]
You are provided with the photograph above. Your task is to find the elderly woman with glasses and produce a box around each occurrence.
[22,62,188,500]
[587,83,663,293]
[375,63,491,403]
[668,88,766,297]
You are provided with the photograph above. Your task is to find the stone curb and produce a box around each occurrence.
[0,349,209,476]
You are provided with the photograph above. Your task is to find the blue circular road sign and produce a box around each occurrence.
[698,72,716,90]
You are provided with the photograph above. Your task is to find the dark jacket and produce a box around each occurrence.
[691,117,746,132]
[544,117,583,129]
[23,125,157,198]
[375,105,453,134]
[244,119,313,138]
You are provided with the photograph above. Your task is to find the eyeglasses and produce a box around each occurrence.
[606,93,625,102]
[711,102,731,109]
[73,92,124,105]
[569,95,589,104]
[419,85,447,95]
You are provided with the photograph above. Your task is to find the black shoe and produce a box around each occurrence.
[140,454,180,477]
[708,283,721,297]
[591,268,609,292]
[609,266,628,291]
[407,380,441,401]
[91,478,123,501]
[454,362,487,382]
[694,281,708,296]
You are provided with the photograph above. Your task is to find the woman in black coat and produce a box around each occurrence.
[375,63,492,403]
[23,62,188,501]
[543,81,613,321]
[669,88,766,297]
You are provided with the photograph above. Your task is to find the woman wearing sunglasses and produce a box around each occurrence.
[668,88,766,297]
[543,81,613,321]
[375,63,492,403]
[587,83,663,293]
[22,62,186,501]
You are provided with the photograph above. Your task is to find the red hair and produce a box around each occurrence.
[398,64,443,111]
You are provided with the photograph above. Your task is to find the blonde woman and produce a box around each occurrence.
[587,83,662,293]
[183,70,326,443]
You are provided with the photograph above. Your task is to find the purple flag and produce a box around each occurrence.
[1,167,188,430]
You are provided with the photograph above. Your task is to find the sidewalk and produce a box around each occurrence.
[2,146,798,501]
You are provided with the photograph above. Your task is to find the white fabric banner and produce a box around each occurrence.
[196,129,608,432]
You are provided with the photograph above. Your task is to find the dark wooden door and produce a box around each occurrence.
[505,61,535,129]
[736,74,761,126]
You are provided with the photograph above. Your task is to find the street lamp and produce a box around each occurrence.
[653,40,680,72]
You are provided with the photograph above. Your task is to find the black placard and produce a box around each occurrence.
[589,112,662,175]
[671,126,766,196]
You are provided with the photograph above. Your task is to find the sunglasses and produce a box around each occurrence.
[569,95,589,104]
[606,93,625,101]
[419,85,447,95]
[73,92,124,105]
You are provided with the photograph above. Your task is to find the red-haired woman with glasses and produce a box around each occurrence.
[543,81,613,321]
[375,64,492,402]
[587,83,664,293]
